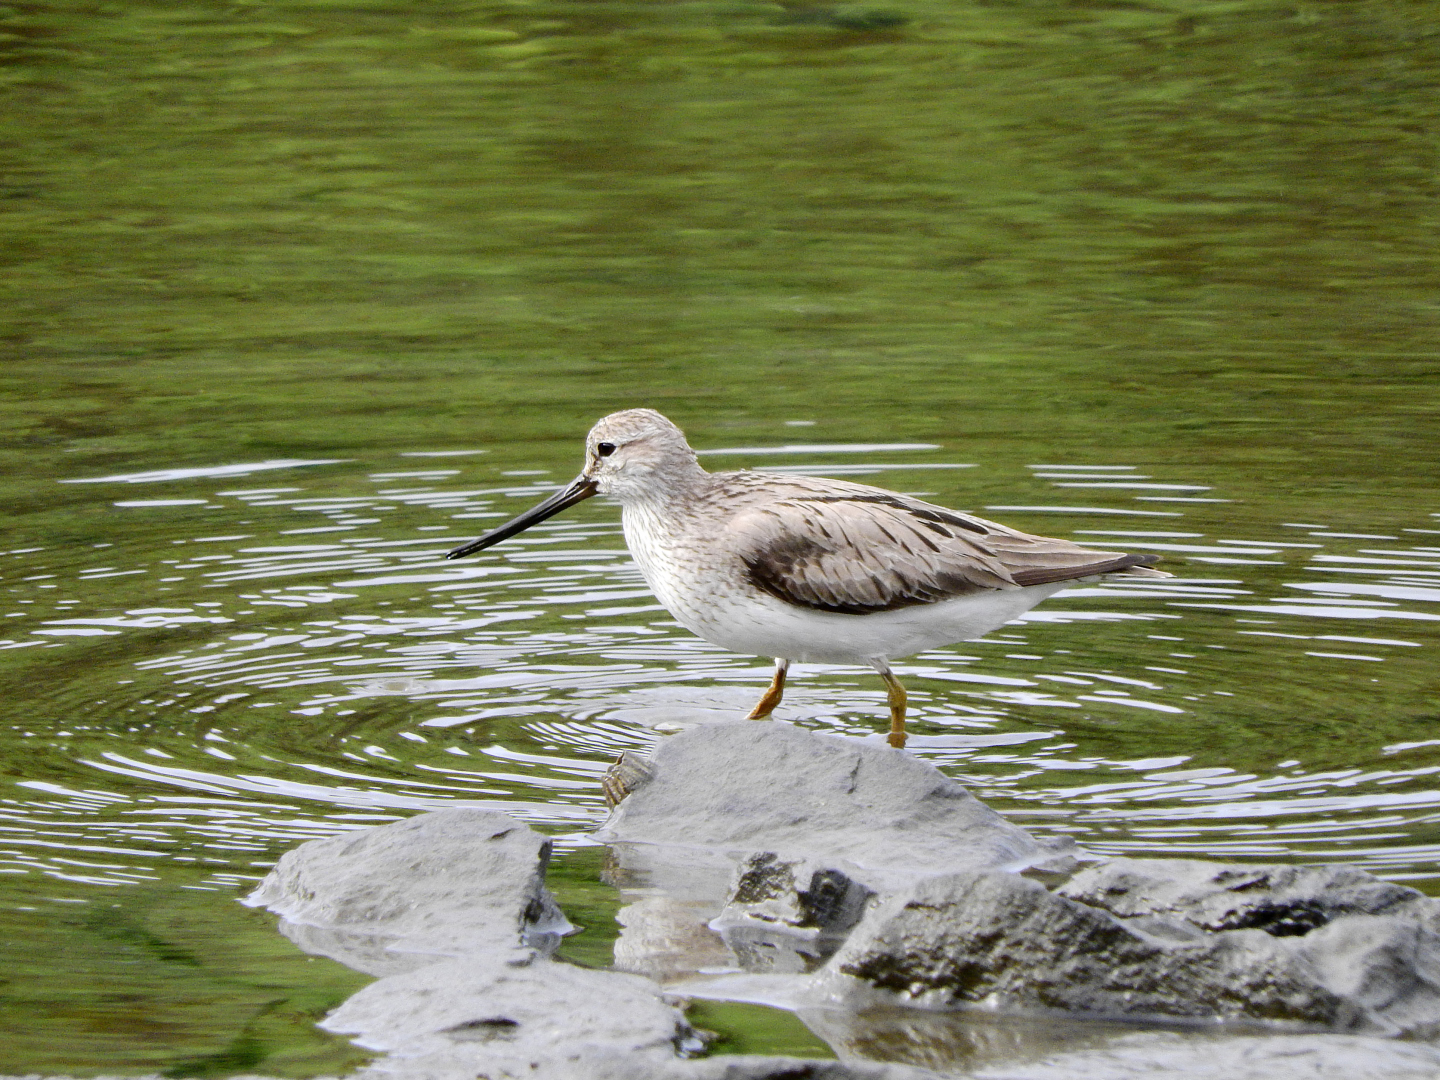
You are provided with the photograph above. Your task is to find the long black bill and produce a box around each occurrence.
[446,474,599,559]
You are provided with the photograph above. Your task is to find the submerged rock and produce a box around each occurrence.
[726,853,876,937]
[710,852,877,974]
[967,1031,1440,1080]
[241,801,943,1080]
[790,1004,1440,1080]
[615,893,738,982]
[243,808,570,975]
[581,1057,942,1080]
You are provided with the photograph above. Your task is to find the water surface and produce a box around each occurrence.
[2,0,1439,1073]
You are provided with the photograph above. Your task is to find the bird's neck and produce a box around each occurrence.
[614,457,713,515]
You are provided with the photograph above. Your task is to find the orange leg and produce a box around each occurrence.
[878,667,908,749]
[746,659,789,719]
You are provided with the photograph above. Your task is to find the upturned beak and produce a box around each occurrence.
[446,474,599,559]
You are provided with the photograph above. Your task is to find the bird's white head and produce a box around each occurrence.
[582,409,704,503]
[445,409,704,561]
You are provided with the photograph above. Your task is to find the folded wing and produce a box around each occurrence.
[729,487,1162,615]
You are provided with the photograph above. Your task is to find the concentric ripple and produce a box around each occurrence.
[3,446,1439,910]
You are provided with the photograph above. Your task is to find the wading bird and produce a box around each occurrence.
[448,410,1165,747]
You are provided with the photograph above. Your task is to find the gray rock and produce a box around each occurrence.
[794,1004,1440,1078]
[1057,858,1428,937]
[598,721,1063,987]
[325,956,945,1080]
[710,853,877,974]
[823,868,1440,1035]
[1295,913,1440,1038]
[596,721,1062,889]
[0,1062,943,1080]
[231,731,1440,1080]
[604,722,1440,1041]
[968,1030,1440,1080]
[240,806,939,1080]
[725,853,876,937]
[593,1056,943,1080]
[275,922,440,979]
[325,955,696,1078]
[243,809,570,974]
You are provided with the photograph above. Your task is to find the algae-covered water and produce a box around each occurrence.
[2,0,1439,1073]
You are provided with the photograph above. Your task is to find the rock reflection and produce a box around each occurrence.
[605,843,735,983]
[799,1005,1152,1074]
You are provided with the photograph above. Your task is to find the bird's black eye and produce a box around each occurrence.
[596,442,616,458]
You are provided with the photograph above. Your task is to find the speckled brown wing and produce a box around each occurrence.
[727,488,1162,615]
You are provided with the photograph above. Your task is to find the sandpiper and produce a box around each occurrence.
[448,409,1166,748]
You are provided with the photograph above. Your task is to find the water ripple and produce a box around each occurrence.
[1,451,1437,920]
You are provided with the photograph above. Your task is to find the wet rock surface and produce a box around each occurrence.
[241,810,701,1078]
[710,852,877,974]
[788,1005,1440,1080]
[243,791,941,1079]
[243,808,570,975]
[967,1032,1440,1080]
[595,722,1061,887]
[236,720,1440,1079]
[727,853,876,937]
[322,956,696,1078]
[823,868,1440,1034]
[1056,858,1431,937]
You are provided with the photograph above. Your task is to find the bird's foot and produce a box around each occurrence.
[746,660,788,720]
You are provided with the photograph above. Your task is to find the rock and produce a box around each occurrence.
[823,868,1440,1035]
[793,1003,1440,1078]
[0,1061,942,1080]
[605,836,744,982]
[596,721,1063,889]
[590,1056,943,1080]
[602,750,653,807]
[967,1030,1440,1080]
[600,722,1440,1041]
[792,1002,1158,1075]
[1056,858,1428,937]
[243,809,570,975]
[1295,914,1440,1037]
[236,730,1440,1079]
[710,853,877,974]
[724,853,876,937]
[324,955,696,1079]
[597,721,1063,987]
[322,952,945,1080]
[274,922,437,979]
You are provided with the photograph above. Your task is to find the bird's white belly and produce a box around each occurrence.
[621,505,1068,664]
[682,583,1070,663]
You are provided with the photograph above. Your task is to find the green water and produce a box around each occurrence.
[2,0,1439,1073]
